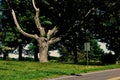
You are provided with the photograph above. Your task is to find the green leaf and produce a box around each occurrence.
[18,39,22,43]
[41,21,52,25]
[40,16,46,20]
[41,0,50,6]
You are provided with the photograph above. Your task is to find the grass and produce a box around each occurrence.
[0,60,120,80]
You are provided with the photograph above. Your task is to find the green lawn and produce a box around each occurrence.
[0,61,120,80]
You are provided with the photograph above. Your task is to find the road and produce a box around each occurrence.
[48,68,120,80]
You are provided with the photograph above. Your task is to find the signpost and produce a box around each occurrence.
[84,42,90,66]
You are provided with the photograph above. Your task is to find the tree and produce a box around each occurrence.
[1,0,26,60]
[11,0,60,62]
[90,39,104,61]
[88,0,120,58]
[40,0,95,63]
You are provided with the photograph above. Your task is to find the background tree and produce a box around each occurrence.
[1,0,32,60]
[90,39,104,61]
[88,0,120,59]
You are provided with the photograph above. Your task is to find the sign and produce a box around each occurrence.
[84,42,90,51]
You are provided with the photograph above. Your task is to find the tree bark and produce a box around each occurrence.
[37,37,49,62]
[18,43,22,61]
[73,45,78,64]
[34,42,39,61]
[34,49,39,61]
[3,52,7,60]
[73,37,78,64]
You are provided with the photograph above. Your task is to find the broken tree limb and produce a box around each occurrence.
[48,37,61,45]
[47,26,58,39]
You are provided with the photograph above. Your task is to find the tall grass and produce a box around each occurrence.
[0,61,120,80]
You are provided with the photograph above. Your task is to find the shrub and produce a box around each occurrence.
[101,53,116,64]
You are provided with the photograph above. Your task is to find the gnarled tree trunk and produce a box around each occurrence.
[11,0,60,62]
[37,37,49,62]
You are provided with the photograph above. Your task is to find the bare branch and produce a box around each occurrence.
[48,37,61,45]
[32,0,39,17]
[32,0,45,35]
[11,9,39,40]
[32,0,39,12]
[63,7,95,38]
[85,7,95,17]
[47,26,58,39]
[81,7,95,24]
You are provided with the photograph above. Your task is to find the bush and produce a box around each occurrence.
[101,53,116,64]
[22,57,34,61]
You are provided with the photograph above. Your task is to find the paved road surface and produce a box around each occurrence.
[48,68,120,80]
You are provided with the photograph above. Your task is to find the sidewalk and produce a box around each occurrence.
[47,68,120,80]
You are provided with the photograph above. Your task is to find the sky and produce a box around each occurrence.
[98,42,115,54]
[0,0,2,5]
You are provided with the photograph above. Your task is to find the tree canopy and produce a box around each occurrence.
[1,0,120,62]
